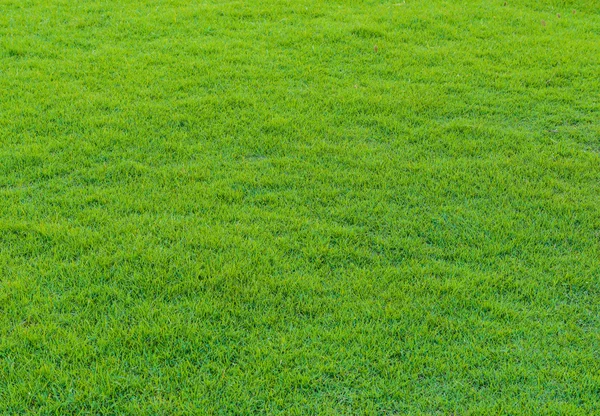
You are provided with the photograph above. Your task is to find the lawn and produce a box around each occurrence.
[1,0,599,413]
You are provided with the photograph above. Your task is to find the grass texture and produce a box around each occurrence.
[1,0,599,414]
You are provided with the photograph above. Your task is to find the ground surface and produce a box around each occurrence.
[1,0,599,414]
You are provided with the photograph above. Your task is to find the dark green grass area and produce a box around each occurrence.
[1,0,600,413]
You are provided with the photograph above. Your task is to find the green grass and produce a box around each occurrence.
[1,0,599,413]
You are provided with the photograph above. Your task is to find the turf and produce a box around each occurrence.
[1,0,599,414]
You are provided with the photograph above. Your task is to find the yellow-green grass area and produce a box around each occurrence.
[1,0,599,413]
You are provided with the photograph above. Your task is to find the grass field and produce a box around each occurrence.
[1,0,599,413]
